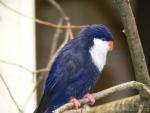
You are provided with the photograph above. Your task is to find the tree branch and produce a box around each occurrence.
[113,0,150,98]
[53,81,150,113]
[64,95,141,113]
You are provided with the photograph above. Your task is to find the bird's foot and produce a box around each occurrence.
[70,97,81,109]
[84,93,95,105]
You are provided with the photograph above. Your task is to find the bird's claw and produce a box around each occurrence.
[70,97,81,109]
[84,93,95,105]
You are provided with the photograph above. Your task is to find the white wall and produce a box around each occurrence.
[0,0,36,113]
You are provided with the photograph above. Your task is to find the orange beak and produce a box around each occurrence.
[108,41,114,50]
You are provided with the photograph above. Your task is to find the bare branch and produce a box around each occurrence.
[34,68,49,74]
[50,18,64,58]
[67,23,74,40]
[0,73,23,113]
[0,1,85,29]
[63,95,141,113]
[53,81,150,113]
[48,0,74,40]
[0,59,49,74]
[0,60,34,73]
[113,0,150,97]
[48,24,71,68]
[48,0,69,21]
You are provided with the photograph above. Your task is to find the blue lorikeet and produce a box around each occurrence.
[34,24,114,113]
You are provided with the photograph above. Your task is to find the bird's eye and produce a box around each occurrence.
[101,38,105,41]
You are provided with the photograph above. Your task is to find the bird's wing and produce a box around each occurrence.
[45,49,84,95]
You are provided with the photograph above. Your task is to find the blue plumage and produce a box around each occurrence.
[35,24,113,113]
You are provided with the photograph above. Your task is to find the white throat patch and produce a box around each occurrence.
[89,38,109,72]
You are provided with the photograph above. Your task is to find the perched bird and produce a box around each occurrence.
[35,24,114,113]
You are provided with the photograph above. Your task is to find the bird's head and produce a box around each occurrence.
[77,24,114,51]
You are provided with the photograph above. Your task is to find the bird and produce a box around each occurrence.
[34,24,114,113]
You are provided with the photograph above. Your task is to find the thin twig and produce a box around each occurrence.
[48,26,71,69]
[67,23,74,40]
[0,59,49,74]
[0,73,23,113]
[69,30,74,40]
[48,0,69,21]
[34,68,49,74]
[0,1,85,29]
[0,60,33,73]
[48,0,74,40]
[50,18,64,58]
[53,81,150,113]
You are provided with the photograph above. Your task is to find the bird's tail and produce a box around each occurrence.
[33,93,52,113]
[34,107,53,113]
[34,92,69,113]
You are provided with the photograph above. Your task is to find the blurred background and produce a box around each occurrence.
[0,0,150,113]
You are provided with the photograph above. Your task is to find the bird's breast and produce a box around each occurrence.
[89,38,109,72]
